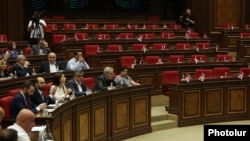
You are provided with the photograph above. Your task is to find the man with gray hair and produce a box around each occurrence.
[94,66,117,92]
[12,55,30,77]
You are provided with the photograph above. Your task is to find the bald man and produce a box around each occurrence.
[8,109,35,141]
[37,52,66,73]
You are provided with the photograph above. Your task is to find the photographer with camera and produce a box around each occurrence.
[27,11,46,46]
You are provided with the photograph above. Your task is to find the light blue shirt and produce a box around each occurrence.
[66,58,90,71]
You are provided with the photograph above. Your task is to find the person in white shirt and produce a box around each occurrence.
[67,51,90,71]
[8,109,35,141]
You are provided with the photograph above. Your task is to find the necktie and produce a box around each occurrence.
[25,98,30,109]
[40,92,44,101]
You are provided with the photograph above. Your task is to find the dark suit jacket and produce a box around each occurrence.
[94,74,117,92]
[37,61,66,73]
[10,92,38,119]
[30,88,47,105]
[12,63,30,77]
[67,79,87,97]
[30,45,50,55]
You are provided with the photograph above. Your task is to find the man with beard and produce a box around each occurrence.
[10,80,47,119]
[30,77,47,105]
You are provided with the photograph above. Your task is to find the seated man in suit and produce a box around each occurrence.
[30,38,50,55]
[67,51,90,71]
[37,52,66,73]
[8,109,35,141]
[12,55,30,77]
[30,77,48,105]
[0,128,18,141]
[10,80,47,119]
[94,66,117,92]
[67,70,91,97]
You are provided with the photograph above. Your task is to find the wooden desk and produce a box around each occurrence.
[169,78,250,127]
[37,85,151,141]
[237,38,250,60]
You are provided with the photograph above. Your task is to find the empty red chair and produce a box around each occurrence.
[85,23,99,29]
[8,89,21,97]
[240,32,250,38]
[0,47,8,54]
[189,32,200,38]
[190,54,207,63]
[147,16,160,21]
[239,67,250,77]
[195,42,210,49]
[141,33,156,39]
[0,34,8,43]
[175,43,190,50]
[119,33,134,39]
[51,15,65,20]
[162,70,180,96]
[152,43,168,50]
[23,47,31,56]
[168,24,182,29]
[168,55,185,63]
[145,56,160,64]
[104,24,119,29]
[214,67,231,78]
[82,77,95,91]
[216,54,233,62]
[74,32,89,40]
[85,44,100,57]
[194,69,214,80]
[245,24,250,29]
[43,82,53,98]
[96,33,110,40]
[45,23,58,32]
[63,23,76,30]
[120,56,136,69]
[161,32,175,39]
[52,34,66,44]
[144,24,159,29]
[126,24,138,29]
[222,23,236,29]
[107,44,122,52]
[0,96,14,120]
[132,43,147,51]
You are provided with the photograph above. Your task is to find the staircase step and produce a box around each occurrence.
[151,95,169,107]
[151,120,177,132]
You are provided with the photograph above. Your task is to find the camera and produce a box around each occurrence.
[31,11,42,27]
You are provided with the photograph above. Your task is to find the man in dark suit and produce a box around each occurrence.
[37,52,66,73]
[30,77,47,105]
[12,55,30,77]
[10,80,47,119]
[67,70,89,97]
[30,38,50,55]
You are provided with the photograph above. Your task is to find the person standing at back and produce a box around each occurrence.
[179,8,195,28]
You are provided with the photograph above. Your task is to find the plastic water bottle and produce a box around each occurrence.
[13,71,17,78]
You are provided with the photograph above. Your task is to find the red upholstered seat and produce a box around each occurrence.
[0,96,14,120]
[96,33,111,40]
[52,34,66,44]
[46,24,58,33]
[43,82,53,98]
[168,24,182,29]
[194,69,214,80]
[118,33,134,39]
[132,43,147,51]
[240,32,250,38]
[195,42,210,49]
[74,32,89,40]
[8,89,21,97]
[147,16,160,21]
[0,47,8,54]
[85,45,100,57]
[168,55,185,63]
[175,43,190,50]
[189,32,200,38]
[120,56,136,69]
[0,34,8,43]
[24,47,32,56]
[63,23,76,30]
[145,24,159,29]
[152,43,168,50]
[51,16,65,20]
[82,77,95,91]
[162,70,180,96]
[190,54,207,63]
[216,54,233,62]
[161,32,175,39]
[85,23,99,29]
[213,67,231,78]
[240,67,250,77]
[141,33,156,39]
[127,24,138,29]
[145,56,160,64]
[104,24,119,29]
[245,24,250,29]
[222,23,236,29]
[107,44,122,52]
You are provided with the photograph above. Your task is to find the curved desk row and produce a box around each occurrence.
[169,78,250,127]
[36,85,152,141]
